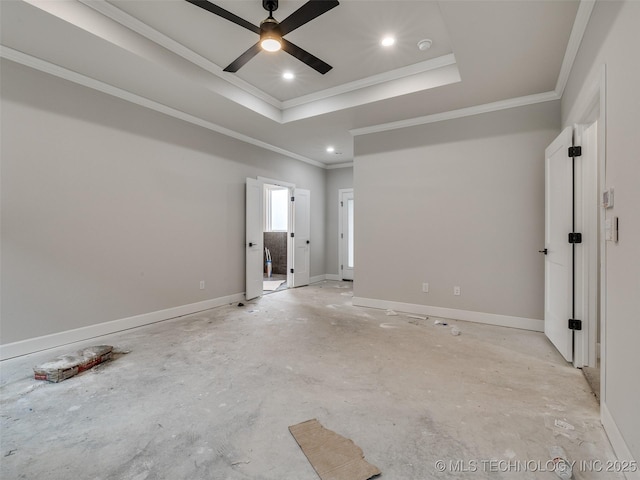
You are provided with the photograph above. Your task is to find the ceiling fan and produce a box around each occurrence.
[185,0,339,74]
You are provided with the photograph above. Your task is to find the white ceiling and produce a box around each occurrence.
[1,0,585,167]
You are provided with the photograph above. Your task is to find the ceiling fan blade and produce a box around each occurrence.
[185,0,260,34]
[281,39,332,74]
[279,0,339,36]
[223,42,262,72]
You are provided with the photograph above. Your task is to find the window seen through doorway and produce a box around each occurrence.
[265,185,288,232]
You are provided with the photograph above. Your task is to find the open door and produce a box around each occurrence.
[245,177,263,300]
[544,127,574,362]
[291,188,310,287]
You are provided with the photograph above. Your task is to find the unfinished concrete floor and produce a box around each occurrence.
[1,281,620,479]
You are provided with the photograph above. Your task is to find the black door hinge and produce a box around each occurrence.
[290,232,294,237]
[568,146,582,157]
[291,196,295,202]
[290,268,294,274]
[340,201,344,207]
[568,319,582,330]
[568,232,582,244]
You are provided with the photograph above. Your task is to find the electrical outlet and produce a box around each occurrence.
[422,283,429,293]
[200,280,205,290]
[454,286,461,296]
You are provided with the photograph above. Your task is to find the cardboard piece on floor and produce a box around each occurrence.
[289,419,381,480]
[33,345,113,382]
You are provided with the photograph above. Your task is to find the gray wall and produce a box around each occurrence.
[562,1,640,461]
[325,167,353,276]
[353,101,560,320]
[0,60,326,345]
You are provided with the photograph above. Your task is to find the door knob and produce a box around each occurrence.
[306,240,310,244]
[538,248,548,255]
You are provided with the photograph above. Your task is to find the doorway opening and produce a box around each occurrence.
[263,183,289,294]
[339,189,354,281]
[246,177,310,301]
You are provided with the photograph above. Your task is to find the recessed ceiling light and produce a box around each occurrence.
[381,36,395,47]
[283,71,295,80]
[417,38,433,51]
[326,146,335,153]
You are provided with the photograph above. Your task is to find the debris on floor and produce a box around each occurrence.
[379,323,400,329]
[385,309,398,316]
[434,319,448,326]
[33,345,113,383]
[549,446,573,479]
[544,415,580,440]
[289,419,380,480]
[405,314,428,321]
[451,326,461,336]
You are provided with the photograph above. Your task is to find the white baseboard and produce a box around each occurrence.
[352,297,544,332]
[602,401,639,479]
[308,274,346,283]
[0,293,245,361]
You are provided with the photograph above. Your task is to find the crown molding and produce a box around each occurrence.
[1,46,325,169]
[350,90,560,137]
[282,54,457,109]
[326,162,354,170]
[555,0,596,97]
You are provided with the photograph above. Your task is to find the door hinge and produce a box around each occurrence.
[568,319,582,330]
[341,233,343,239]
[290,268,294,274]
[290,232,294,238]
[568,232,582,244]
[340,201,344,207]
[341,264,343,270]
[291,196,295,202]
[568,146,582,157]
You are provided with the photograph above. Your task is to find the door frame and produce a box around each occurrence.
[338,188,354,280]
[573,121,599,369]
[563,66,606,397]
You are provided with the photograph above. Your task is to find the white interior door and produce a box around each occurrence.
[292,188,310,287]
[246,177,263,300]
[339,190,354,280]
[544,127,574,362]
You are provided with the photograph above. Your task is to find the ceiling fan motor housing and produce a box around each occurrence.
[263,0,278,13]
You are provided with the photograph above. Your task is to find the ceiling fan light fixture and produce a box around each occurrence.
[260,17,282,52]
[261,37,281,52]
